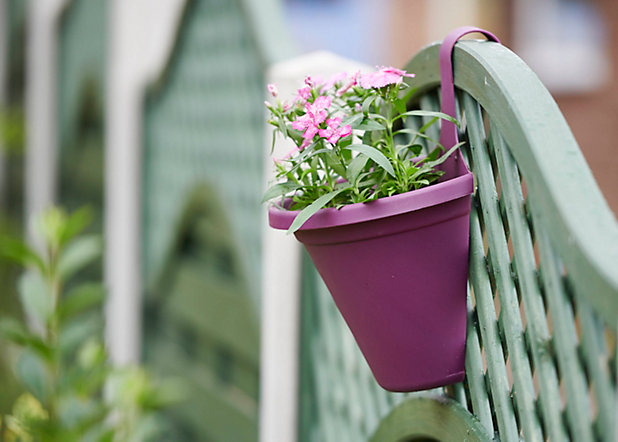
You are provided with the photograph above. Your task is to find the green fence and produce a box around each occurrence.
[297,40,618,442]
[140,0,291,439]
[56,0,106,235]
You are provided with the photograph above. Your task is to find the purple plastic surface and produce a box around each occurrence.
[296,193,472,391]
[438,27,500,181]
[268,173,473,230]
[268,27,501,391]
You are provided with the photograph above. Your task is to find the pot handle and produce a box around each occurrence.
[438,26,501,176]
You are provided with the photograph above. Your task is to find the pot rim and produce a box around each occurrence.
[268,170,474,231]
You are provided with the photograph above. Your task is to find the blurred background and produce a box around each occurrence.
[0,0,615,440]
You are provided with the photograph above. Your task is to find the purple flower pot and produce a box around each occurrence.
[267,26,500,392]
[268,169,474,392]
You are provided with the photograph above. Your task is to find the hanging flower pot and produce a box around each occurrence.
[265,27,500,392]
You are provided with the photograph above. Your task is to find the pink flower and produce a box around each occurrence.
[319,117,352,145]
[336,71,359,96]
[291,95,333,148]
[267,83,278,97]
[322,71,348,91]
[359,66,415,89]
[296,86,312,104]
[304,75,324,87]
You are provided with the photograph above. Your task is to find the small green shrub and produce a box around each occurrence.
[0,207,181,441]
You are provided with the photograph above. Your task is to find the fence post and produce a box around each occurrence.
[105,0,186,365]
[25,0,69,242]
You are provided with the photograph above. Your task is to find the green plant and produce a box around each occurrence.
[263,67,462,233]
[0,207,180,441]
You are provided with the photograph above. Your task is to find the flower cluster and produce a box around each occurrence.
[264,66,460,233]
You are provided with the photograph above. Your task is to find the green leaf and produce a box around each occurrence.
[356,119,385,131]
[361,95,376,113]
[347,155,369,183]
[59,314,103,357]
[59,207,93,247]
[0,317,31,346]
[261,182,300,203]
[77,338,107,369]
[59,283,105,321]
[0,237,45,274]
[37,207,67,250]
[57,235,102,282]
[0,317,53,361]
[418,116,440,134]
[395,110,459,127]
[340,113,363,128]
[394,98,407,116]
[18,271,52,327]
[422,142,464,169]
[392,128,438,146]
[277,119,288,138]
[16,350,48,402]
[395,142,423,158]
[345,144,395,177]
[407,144,423,156]
[287,186,352,234]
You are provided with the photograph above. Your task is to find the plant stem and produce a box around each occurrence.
[45,244,62,423]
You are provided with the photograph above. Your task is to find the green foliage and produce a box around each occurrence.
[0,106,25,155]
[264,69,463,233]
[0,207,179,441]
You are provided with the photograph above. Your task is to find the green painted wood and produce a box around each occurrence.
[144,185,259,441]
[468,207,517,438]
[576,301,616,440]
[450,380,468,409]
[532,211,594,441]
[142,0,268,301]
[404,41,618,328]
[300,37,617,442]
[148,337,258,441]
[369,396,492,442]
[488,121,564,441]
[461,94,520,442]
[56,0,105,256]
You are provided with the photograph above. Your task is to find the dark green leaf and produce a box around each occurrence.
[287,186,352,234]
[345,144,395,177]
[394,98,407,116]
[0,237,46,273]
[407,144,423,156]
